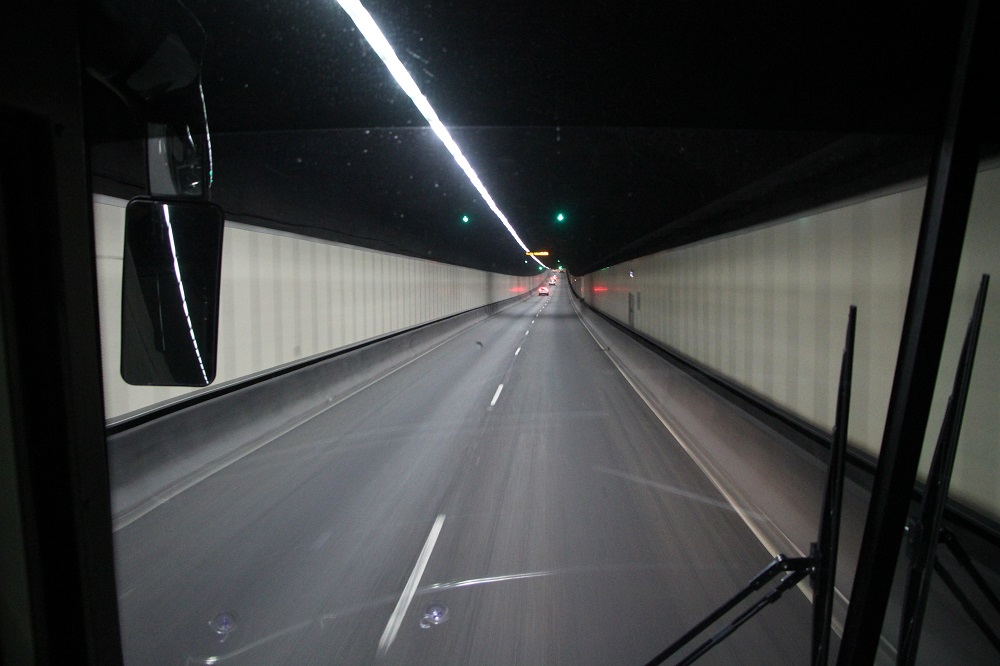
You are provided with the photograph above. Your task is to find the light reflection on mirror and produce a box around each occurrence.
[121,198,224,386]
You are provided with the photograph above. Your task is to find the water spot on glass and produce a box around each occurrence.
[406,49,429,65]
[209,612,237,642]
[419,602,449,629]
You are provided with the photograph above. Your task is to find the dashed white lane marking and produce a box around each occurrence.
[377,514,446,658]
[525,330,529,335]
[515,348,521,356]
[490,384,504,407]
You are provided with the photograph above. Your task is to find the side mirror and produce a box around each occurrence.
[120,198,224,386]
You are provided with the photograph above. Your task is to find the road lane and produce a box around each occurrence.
[387,283,811,664]
[113,281,812,665]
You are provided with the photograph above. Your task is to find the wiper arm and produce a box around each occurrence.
[645,307,857,666]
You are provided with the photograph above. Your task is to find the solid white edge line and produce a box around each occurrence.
[490,384,504,407]
[570,300,847,619]
[377,513,446,658]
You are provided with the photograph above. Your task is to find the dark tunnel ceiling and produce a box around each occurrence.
[86,0,999,275]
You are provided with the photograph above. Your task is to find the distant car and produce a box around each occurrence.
[548,277,557,285]
[538,286,550,296]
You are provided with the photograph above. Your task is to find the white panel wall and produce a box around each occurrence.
[583,167,1000,520]
[94,196,537,420]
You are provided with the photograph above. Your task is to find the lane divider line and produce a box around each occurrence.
[490,384,504,407]
[515,348,521,356]
[377,513,446,658]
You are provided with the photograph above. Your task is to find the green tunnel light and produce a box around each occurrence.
[462,215,470,223]
[555,212,565,222]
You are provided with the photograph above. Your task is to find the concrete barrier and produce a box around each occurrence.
[107,292,530,525]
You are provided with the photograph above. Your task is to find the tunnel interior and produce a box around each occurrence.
[2,0,999,664]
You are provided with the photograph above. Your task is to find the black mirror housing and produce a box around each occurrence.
[120,198,224,386]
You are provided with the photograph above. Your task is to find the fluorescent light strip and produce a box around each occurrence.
[336,0,547,269]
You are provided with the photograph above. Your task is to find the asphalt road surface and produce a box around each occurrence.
[113,282,814,665]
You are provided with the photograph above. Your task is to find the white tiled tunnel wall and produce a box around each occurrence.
[583,166,1000,520]
[94,196,537,421]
